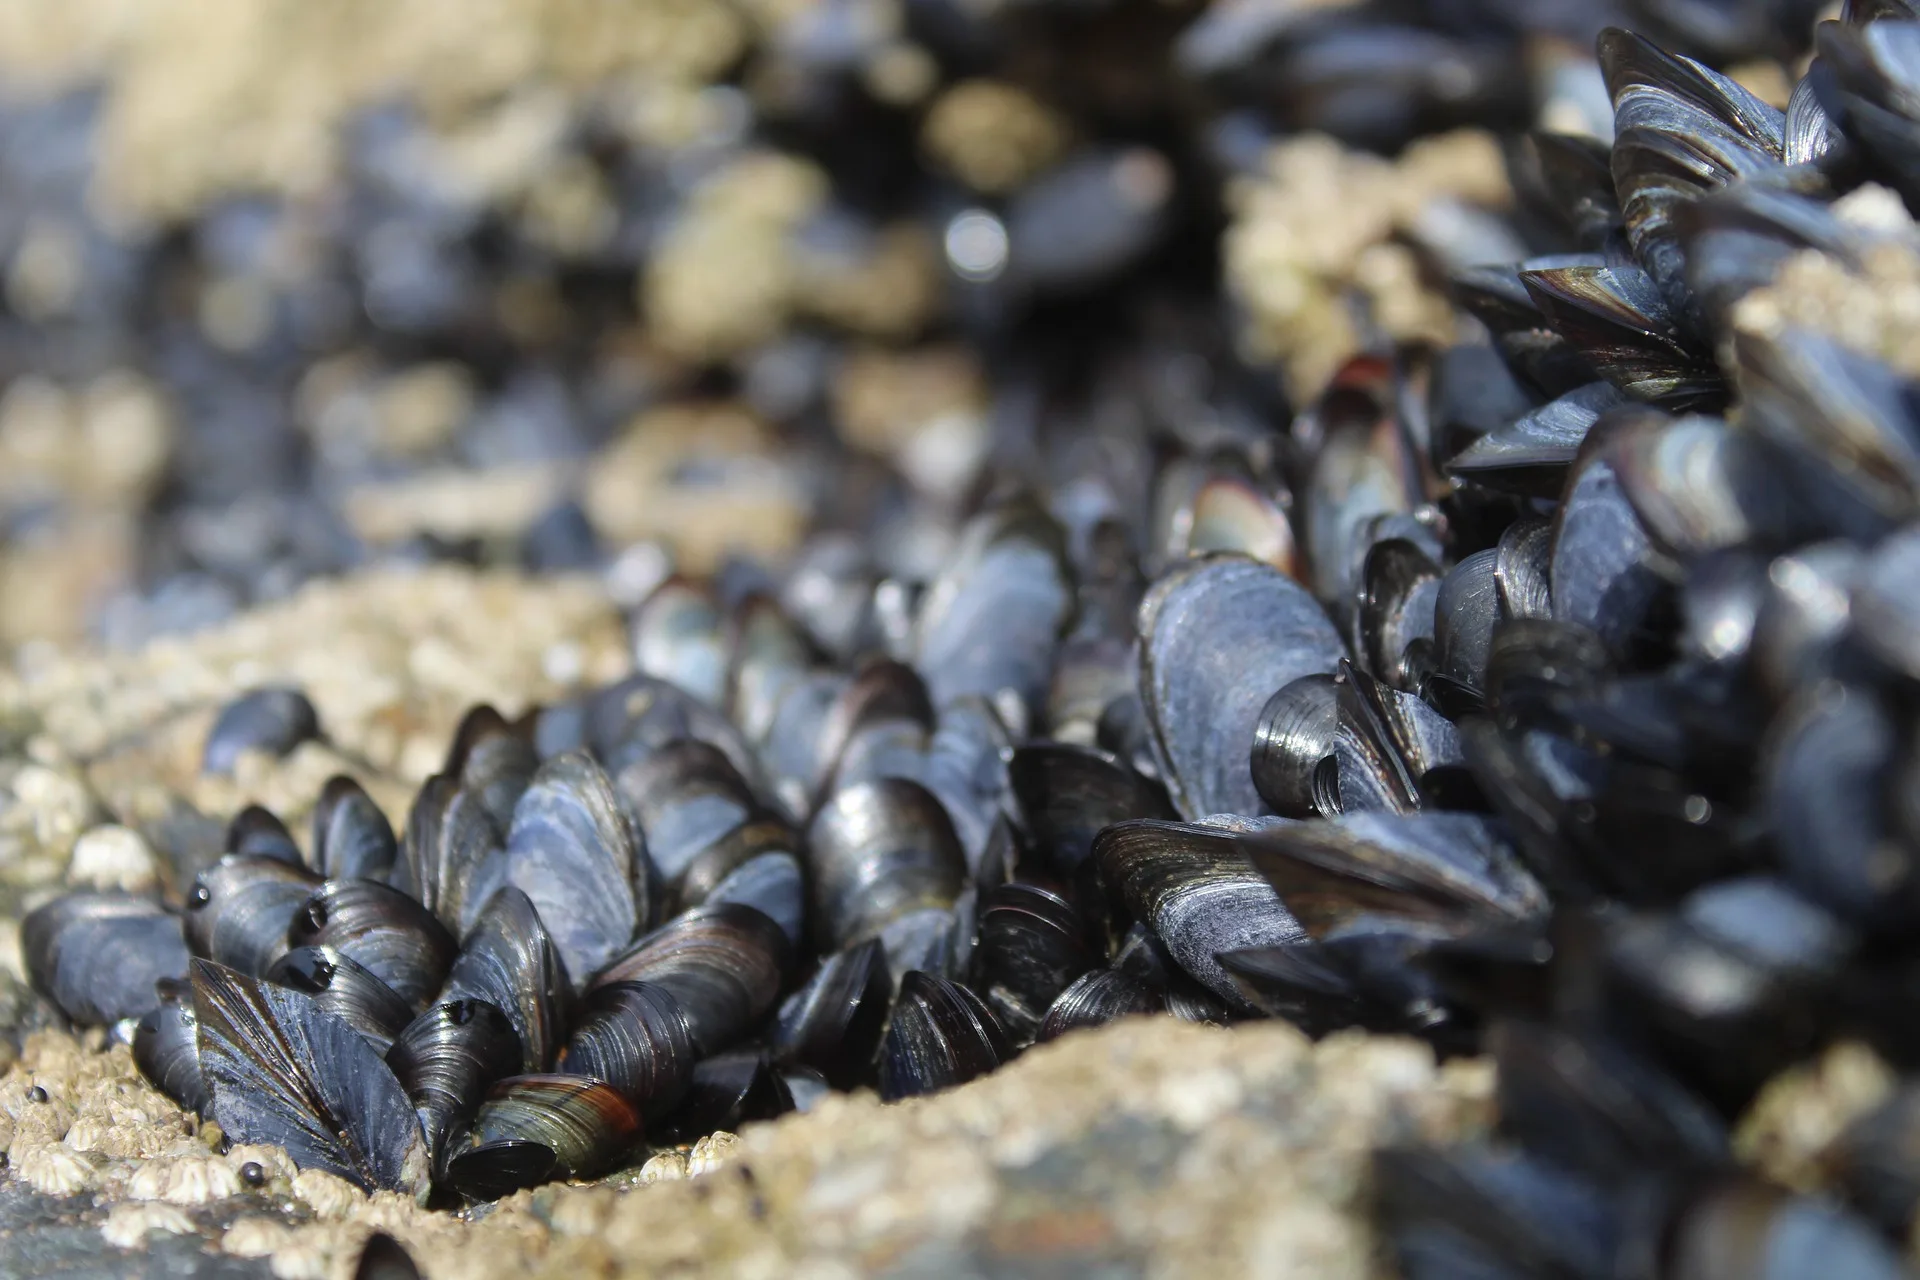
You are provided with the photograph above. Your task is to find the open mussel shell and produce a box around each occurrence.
[774,938,892,1090]
[184,855,323,978]
[203,686,322,776]
[969,882,1095,1045]
[441,887,569,1075]
[226,804,301,864]
[312,776,398,881]
[555,980,698,1117]
[911,500,1074,729]
[192,960,429,1197]
[1009,742,1174,877]
[505,750,643,993]
[289,879,459,1011]
[446,1074,642,1199]
[133,979,209,1114]
[387,998,522,1174]
[1036,968,1165,1043]
[266,946,416,1054]
[1138,554,1345,820]
[592,903,790,1055]
[806,777,966,954]
[658,1049,796,1143]
[1092,817,1304,1007]
[395,773,504,938]
[632,576,729,709]
[879,971,1012,1102]
[25,891,189,1026]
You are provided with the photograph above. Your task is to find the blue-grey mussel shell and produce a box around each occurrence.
[441,886,569,1075]
[133,978,208,1113]
[266,946,415,1055]
[395,772,504,939]
[1137,554,1345,820]
[289,878,458,1012]
[445,1074,642,1200]
[774,937,892,1089]
[1008,742,1175,877]
[556,980,698,1117]
[25,891,189,1025]
[387,998,521,1177]
[184,854,323,977]
[312,775,398,881]
[504,750,644,994]
[192,959,429,1198]
[592,902,790,1055]
[879,971,1012,1102]
[443,704,539,833]
[202,686,321,776]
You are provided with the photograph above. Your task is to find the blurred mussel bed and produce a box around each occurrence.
[13,0,1920,1275]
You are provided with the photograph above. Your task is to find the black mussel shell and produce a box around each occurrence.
[192,959,429,1197]
[289,879,459,1012]
[387,998,522,1174]
[587,673,762,785]
[452,708,539,834]
[806,777,966,954]
[25,892,189,1026]
[970,882,1095,1044]
[614,738,756,889]
[879,971,1012,1102]
[1009,742,1175,878]
[184,856,322,978]
[593,902,790,1055]
[312,776,398,881]
[266,946,416,1054]
[658,1048,796,1143]
[446,1074,641,1198]
[133,979,209,1114]
[226,805,301,864]
[203,687,322,776]
[773,937,892,1090]
[504,751,643,993]
[1036,968,1165,1043]
[555,980,699,1117]
[441,887,569,1075]
[682,836,806,949]
[1356,539,1443,691]
[1432,550,1501,697]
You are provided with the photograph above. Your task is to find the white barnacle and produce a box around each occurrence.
[638,1150,689,1184]
[14,1139,96,1195]
[687,1131,741,1177]
[101,1201,195,1249]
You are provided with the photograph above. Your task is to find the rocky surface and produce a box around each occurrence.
[0,569,1495,1279]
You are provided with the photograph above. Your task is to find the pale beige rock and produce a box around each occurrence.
[66,822,161,892]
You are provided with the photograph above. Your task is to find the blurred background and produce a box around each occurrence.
[0,0,1816,656]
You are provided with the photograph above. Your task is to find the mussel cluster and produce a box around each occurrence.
[19,0,1920,1272]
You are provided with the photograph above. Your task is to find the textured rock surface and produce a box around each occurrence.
[0,568,1498,1277]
